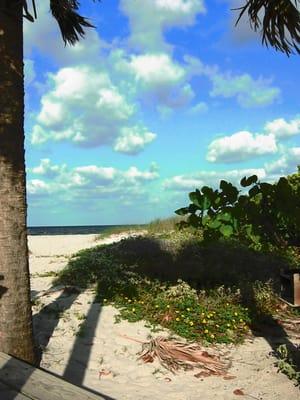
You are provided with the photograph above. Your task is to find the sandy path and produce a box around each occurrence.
[29,233,300,400]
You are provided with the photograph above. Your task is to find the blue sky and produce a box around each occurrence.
[24,0,300,226]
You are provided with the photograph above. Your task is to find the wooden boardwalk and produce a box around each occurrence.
[0,352,114,400]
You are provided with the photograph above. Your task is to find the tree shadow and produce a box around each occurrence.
[33,287,81,364]
[30,287,113,398]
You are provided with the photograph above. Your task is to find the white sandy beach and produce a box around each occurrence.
[29,233,300,400]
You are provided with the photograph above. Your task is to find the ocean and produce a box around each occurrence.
[27,224,145,236]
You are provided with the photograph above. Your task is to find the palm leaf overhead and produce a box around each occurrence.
[234,0,300,56]
[49,0,99,45]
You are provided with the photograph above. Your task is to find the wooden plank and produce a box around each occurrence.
[0,352,113,400]
[0,380,31,400]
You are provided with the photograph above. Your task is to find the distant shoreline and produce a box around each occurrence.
[27,224,146,236]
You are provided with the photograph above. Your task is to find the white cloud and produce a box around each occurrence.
[27,161,160,199]
[264,117,300,139]
[30,159,67,179]
[164,168,266,191]
[27,179,51,196]
[130,53,185,84]
[187,101,208,115]
[207,131,278,163]
[264,147,300,176]
[210,73,280,108]
[113,127,156,154]
[120,0,206,51]
[123,53,194,111]
[184,55,280,108]
[30,65,155,153]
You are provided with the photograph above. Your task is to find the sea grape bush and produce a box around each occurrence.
[175,170,300,250]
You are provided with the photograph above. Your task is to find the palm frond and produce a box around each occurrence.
[137,336,228,375]
[234,0,300,56]
[49,0,100,46]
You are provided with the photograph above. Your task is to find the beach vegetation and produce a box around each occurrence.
[275,344,300,386]
[53,217,299,345]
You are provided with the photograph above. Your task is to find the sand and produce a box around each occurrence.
[29,233,300,400]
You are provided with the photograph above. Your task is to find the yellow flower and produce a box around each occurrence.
[227,323,231,327]
[125,297,128,300]
[207,314,211,319]
[176,317,180,322]
[201,312,205,317]
[226,303,229,306]
[204,329,209,334]
[103,298,107,302]
[181,314,185,318]
[186,308,191,312]
[232,319,236,323]
[140,301,144,305]
[128,299,132,303]
[202,319,207,324]
[175,310,180,314]
[132,308,135,312]
[244,326,248,330]
[234,312,238,316]
[155,305,159,308]
[166,305,170,309]
[210,334,215,339]
[216,324,219,328]
[239,318,243,322]
[189,321,194,326]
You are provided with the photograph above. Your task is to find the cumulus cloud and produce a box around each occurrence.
[264,147,300,176]
[164,168,266,191]
[120,0,206,52]
[30,65,155,153]
[207,131,278,163]
[27,160,160,199]
[264,117,300,139]
[122,53,195,111]
[113,127,156,154]
[184,56,280,108]
[210,73,280,108]
[30,158,67,179]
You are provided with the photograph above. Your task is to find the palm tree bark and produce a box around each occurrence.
[0,1,35,363]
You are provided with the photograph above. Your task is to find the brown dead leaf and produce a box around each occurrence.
[98,369,112,379]
[233,389,245,396]
[194,371,212,378]
[223,375,237,380]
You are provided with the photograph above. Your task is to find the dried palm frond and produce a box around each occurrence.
[234,0,300,56]
[119,334,228,375]
[50,0,100,46]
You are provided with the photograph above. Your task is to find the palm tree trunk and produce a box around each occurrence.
[0,1,36,364]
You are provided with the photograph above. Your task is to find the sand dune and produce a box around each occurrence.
[29,233,300,400]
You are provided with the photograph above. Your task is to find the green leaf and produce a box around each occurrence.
[240,175,258,187]
[219,224,233,237]
[175,207,189,216]
[189,191,203,208]
[248,185,259,197]
[208,219,222,229]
